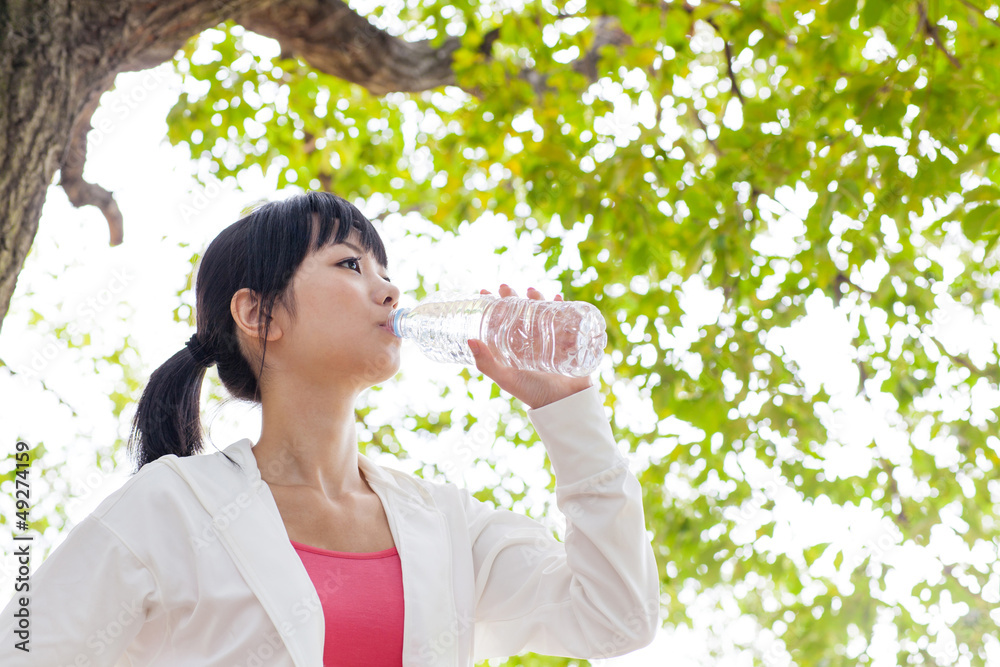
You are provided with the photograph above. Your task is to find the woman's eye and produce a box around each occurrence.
[340,257,362,272]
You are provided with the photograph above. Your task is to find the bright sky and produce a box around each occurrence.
[2,26,999,667]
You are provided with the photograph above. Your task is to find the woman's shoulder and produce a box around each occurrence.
[361,454,466,508]
[87,448,241,527]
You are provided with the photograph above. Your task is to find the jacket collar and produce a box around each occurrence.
[221,437,415,497]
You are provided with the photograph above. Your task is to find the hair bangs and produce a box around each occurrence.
[306,192,389,269]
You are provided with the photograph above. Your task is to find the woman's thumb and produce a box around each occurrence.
[468,339,493,371]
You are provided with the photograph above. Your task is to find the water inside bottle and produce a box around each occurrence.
[387,294,607,376]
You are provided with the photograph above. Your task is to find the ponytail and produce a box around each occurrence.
[126,345,223,473]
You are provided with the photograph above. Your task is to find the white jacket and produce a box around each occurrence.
[1,386,660,666]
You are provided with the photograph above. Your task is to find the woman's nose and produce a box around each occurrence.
[383,283,400,308]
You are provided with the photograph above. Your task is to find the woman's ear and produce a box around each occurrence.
[231,288,283,344]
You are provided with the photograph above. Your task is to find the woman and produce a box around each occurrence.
[1,191,660,666]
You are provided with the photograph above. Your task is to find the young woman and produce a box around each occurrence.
[1,191,660,666]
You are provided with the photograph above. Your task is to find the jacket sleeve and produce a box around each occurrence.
[0,514,158,666]
[465,385,661,661]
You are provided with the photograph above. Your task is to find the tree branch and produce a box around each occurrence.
[957,0,1000,29]
[917,2,963,69]
[59,75,124,246]
[705,17,746,105]
[48,0,278,247]
[877,457,908,526]
[238,0,463,94]
[496,15,632,100]
[571,15,633,82]
[243,1,634,99]
[690,107,724,156]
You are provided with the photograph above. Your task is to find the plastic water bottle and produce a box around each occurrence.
[386,292,607,377]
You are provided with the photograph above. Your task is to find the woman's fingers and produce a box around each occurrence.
[481,285,561,301]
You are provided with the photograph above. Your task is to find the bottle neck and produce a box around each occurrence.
[389,307,411,337]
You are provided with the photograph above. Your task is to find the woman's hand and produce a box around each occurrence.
[467,284,595,410]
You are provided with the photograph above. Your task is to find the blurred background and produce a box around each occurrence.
[2,1,1000,665]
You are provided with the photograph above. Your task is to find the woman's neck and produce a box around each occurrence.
[253,382,367,500]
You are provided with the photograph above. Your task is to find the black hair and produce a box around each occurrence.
[126,191,389,473]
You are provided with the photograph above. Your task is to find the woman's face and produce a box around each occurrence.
[270,228,401,391]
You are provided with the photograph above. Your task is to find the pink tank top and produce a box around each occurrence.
[290,540,404,666]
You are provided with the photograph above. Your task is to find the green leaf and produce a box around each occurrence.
[828,0,859,23]
[964,184,1000,203]
[962,204,1000,241]
[861,0,890,27]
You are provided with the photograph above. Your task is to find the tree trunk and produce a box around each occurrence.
[1,0,78,332]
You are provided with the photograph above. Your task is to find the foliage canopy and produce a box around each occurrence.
[166,1,1000,664]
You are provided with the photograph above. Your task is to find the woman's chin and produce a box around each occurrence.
[357,350,401,387]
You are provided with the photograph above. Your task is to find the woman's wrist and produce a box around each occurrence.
[526,376,595,410]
